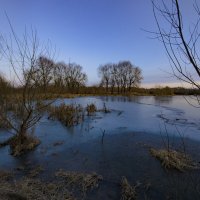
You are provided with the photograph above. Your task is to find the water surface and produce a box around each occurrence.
[1,96,200,199]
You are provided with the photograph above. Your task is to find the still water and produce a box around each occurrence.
[0,96,200,199]
[53,95,200,141]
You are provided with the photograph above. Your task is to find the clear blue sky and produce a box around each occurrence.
[0,0,195,87]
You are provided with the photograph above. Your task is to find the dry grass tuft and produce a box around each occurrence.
[28,165,44,178]
[0,178,75,200]
[150,148,199,171]
[48,103,84,127]
[9,134,40,156]
[86,103,97,116]
[121,177,137,200]
[0,170,13,181]
[55,170,103,195]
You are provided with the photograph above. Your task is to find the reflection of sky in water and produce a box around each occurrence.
[58,96,200,141]
[1,96,200,169]
[1,96,200,145]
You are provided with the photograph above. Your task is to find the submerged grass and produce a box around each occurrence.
[9,134,40,156]
[121,177,137,200]
[47,102,112,128]
[150,148,199,171]
[0,131,40,157]
[48,103,84,127]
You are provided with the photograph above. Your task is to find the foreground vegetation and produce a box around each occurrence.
[0,2,200,198]
[150,148,199,172]
[0,101,110,156]
[121,177,137,200]
[0,169,138,200]
[0,169,102,200]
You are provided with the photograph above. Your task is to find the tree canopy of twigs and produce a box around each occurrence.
[151,0,200,91]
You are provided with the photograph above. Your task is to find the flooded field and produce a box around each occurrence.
[1,96,200,199]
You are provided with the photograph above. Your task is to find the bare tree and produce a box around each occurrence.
[118,61,131,93]
[127,66,143,92]
[53,62,66,89]
[110,64,117,94]
[151,0,200,105]
[51,61,87,93]
[0,22,55,155]
[65,63,87,93]
[36,56,55,91]
[98,64,112,92]
[25,56,55,92]
[98,61,142,94]
[112,64,121,94]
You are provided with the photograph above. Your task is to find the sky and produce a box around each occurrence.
[0,0,197,87]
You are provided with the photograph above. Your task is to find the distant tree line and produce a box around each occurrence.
[1,70,200,97]
[2,55,200,97]
[25,56,87,94]
[2,57,143,95]
[98,61,143,94]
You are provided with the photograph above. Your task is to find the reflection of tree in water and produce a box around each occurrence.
[154,96,173,105]
[101,96,145,103]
